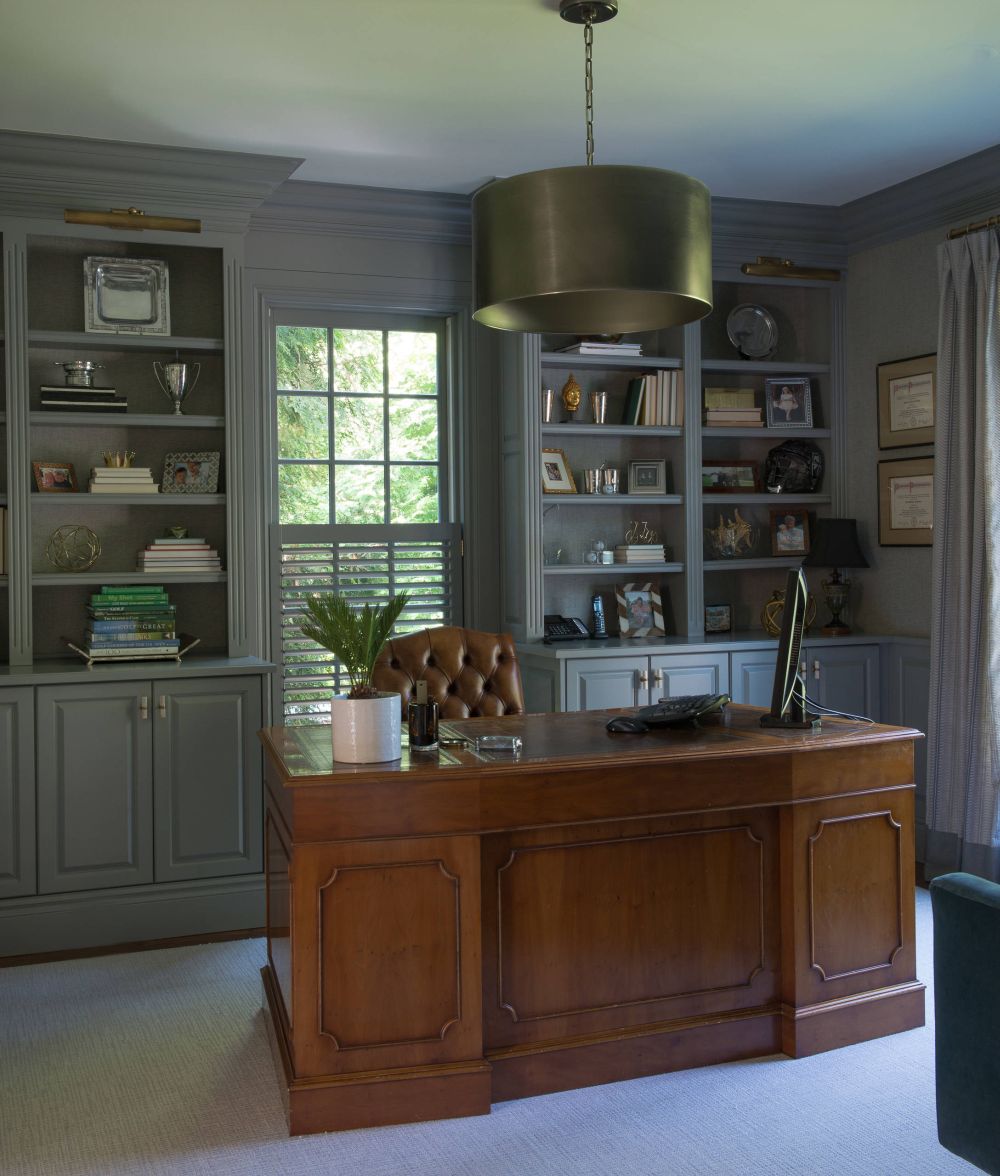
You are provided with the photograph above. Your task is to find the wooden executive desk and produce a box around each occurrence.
[259,706,924,1135]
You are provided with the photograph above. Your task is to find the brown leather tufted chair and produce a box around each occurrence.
[372,626,525,719]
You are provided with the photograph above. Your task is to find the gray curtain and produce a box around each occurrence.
[925,227,1000,881]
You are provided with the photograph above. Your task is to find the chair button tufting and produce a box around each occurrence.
[448,683,457,693]
[391,659,400,669]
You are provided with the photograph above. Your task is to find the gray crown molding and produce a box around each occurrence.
[842,142,1000,253]
[711,197,848,270]
[0,129,302,234]
[251,178,472,244]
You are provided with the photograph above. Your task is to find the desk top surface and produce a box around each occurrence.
[260,705,921,787]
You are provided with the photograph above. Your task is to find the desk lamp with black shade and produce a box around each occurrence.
[801,518,869,637]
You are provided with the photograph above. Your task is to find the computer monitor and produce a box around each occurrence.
[760,565,820,730]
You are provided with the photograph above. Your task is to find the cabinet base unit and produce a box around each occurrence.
[0,659,272,958]
[0,874,264,958]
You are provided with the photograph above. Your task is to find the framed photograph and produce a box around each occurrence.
[84,256,170,336]
[541,448,577,494]
[769,508,810,556]
[161,451,221,495]
[32,461,77,492]
[704,604,732,633]
[615,581,665,638]
[702,461,759,493]
[877,354,936,449]
[764,377,813,428]
[878,456,933,546]
[627,459,666,495]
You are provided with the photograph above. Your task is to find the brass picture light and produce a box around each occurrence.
[64,207,201,234]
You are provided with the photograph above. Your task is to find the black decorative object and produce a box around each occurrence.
[764,440,824,494]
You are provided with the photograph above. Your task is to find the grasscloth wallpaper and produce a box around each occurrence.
[846,226,940,637]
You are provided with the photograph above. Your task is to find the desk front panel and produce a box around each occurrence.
[482,807,780,1049]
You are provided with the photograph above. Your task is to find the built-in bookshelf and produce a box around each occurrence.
[500,271,843,640]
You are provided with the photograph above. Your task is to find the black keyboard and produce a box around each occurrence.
[636,693,730,726]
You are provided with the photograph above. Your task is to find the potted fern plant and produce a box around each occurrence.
[298,590,410,763]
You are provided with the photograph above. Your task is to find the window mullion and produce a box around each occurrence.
[382,329,391,525]
[327,326,336,524]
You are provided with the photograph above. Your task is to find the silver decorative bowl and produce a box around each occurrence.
[56,360,104,387]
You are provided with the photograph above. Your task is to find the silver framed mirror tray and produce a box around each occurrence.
[84,256,170,335]
[726,303,778,360]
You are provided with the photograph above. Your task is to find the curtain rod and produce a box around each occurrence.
[948,215,1000,240]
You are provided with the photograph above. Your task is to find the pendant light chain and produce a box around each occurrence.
[584,16,595,165]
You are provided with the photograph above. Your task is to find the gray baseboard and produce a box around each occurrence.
[0,873,265,958]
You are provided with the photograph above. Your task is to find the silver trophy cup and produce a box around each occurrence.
[153,361,201,416]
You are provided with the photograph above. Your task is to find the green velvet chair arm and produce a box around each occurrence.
[930,872,1000,1175]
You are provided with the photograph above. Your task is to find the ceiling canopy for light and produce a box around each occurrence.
[472,1,712,336]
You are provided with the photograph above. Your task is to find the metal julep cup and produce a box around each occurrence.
[153,361,201,416]
[590,391,608,424]
[584,469,603,494]
[601,467,619,494]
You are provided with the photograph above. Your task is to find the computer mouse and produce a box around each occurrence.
[605,715,650,734]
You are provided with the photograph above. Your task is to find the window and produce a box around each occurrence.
[271,315,461,723]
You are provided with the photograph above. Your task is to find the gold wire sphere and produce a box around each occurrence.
[46,525,101,572]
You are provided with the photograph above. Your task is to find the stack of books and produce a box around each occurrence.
[556,340,643,357]
[137,536,222,573]
[89,466,159,494]
[622,370,685,426]
[614,544,668,564]
[703,387,762,427]
[84,586,179,657]
[40,385,127,413]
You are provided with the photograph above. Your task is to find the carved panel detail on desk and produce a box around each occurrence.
[808,810,904,982]
[496,825,766,1023]
[318,859,461,1050]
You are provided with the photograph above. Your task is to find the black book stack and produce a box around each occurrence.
[39,385,128,412]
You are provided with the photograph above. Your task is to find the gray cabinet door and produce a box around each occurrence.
[803,643,880,721]
[36,683,153,894]
[0,687,36,898]
[565,656,648,710]
[729,650,779,707]
[651,653,729,700]
[153,676,263,882]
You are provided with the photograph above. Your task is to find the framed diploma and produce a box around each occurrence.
[878,456,933,546]
[877,354,936,449]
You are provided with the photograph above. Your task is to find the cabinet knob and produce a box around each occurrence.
[813,658,821,680]
[139,696,149,720]
[652,669,663,685]
[158,695,167,719]
[638,670,648,686]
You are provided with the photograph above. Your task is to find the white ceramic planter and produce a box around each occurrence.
[330,692,401,763]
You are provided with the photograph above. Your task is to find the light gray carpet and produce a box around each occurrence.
[0,889,977,1176]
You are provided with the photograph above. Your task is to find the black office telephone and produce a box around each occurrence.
[544,614,590,641]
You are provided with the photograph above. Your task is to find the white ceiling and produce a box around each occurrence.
[2,0,1000,205]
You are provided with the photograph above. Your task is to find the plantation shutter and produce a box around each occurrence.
[272,522,462,724]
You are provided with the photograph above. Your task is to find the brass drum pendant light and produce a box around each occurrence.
[472,1,712,335]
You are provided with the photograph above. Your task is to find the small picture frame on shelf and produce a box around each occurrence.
[32,460,77,493]
[615,581,665,638]
[627,459,666,495]
[84,256,170,336]
[877,354,936,449]
[161,451,221,495]
[704,604,732,633]
[878,456,933,546]
[702,461,759,493]
[764,377,813,428]
[769,508,810,556]
[541,448,577,494]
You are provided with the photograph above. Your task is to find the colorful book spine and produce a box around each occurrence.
[89,619,177,632]
[91,593,170,603]
[98,585,167,595]
[84,643,181,656]
[88,604,177,615]
[87,632,177,644]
